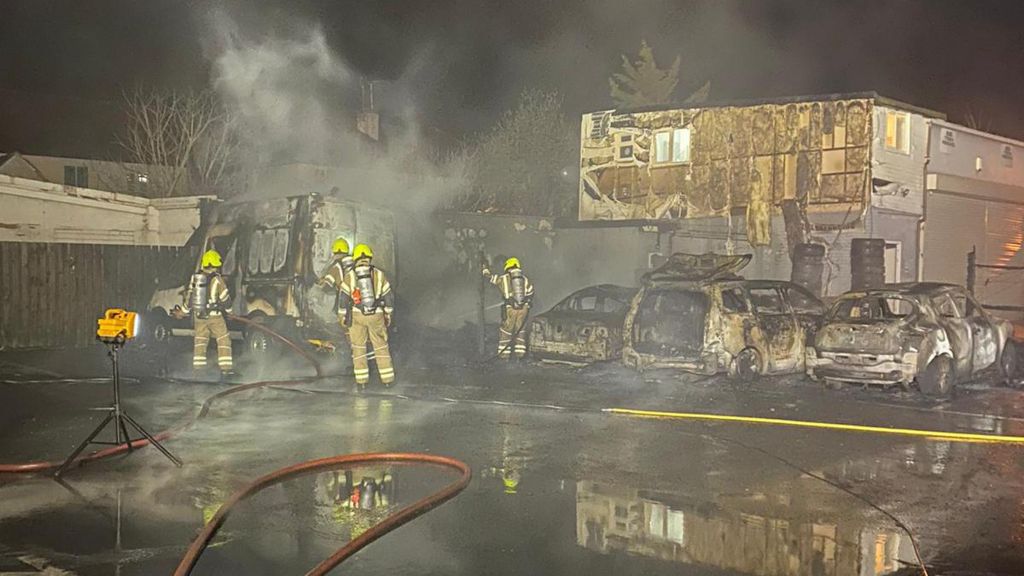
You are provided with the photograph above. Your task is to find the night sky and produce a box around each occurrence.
[2,0,1024,158]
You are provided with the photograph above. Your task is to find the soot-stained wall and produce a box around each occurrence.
[579,98,874,248]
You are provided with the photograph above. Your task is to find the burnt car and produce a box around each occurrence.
[622,253,825,377]
[806,283,1015,396]
[529,284,637,364]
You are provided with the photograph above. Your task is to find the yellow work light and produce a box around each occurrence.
[96,309,139,345]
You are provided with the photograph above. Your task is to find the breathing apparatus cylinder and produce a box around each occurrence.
[340,254,355,274]
[190,272,210,318]
[509,268,526,308]
[353,265,377,314]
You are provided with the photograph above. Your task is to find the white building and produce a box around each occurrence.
[577,93,1024,306]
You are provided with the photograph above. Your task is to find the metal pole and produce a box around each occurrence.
[111,347,123,444]
[478,250,487,357]
[967,246,976,295]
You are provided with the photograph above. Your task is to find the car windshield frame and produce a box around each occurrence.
[828,293,920,323]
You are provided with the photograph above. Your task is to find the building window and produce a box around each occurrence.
[654,128,691,165]
[884,111,910,153]
[63,165,88,187]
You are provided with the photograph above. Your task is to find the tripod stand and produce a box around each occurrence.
[54,342,183,477]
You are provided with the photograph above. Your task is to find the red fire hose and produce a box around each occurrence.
[172,452,471,576]
[226,314,324,378]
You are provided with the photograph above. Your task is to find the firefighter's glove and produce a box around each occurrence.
[384,310,393,327]
[171,305,187,320]
[481,267,491,278]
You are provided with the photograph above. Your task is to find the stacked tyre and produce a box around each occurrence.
[850,239,885,290]
[791,243,825,297]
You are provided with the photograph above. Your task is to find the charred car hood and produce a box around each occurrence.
[816,321,906,354]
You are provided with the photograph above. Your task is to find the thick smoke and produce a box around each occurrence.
[202,10,465,215]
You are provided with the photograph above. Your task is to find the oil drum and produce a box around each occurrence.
[850,238,886,290]
[791,243,825,296]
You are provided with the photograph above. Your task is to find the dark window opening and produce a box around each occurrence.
[721,288,749,313]
[830,295,918,322]
[633,290,707,357]
[575,295,598,311]
[749,288,786,315]
[786,285,824,315]
[64,165,88,187]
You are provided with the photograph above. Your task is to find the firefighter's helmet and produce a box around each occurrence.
[504,257,521,271]
[332,237,350,255]
[502,469,520,494]
[202,249,223,269]
[353,244,373,261]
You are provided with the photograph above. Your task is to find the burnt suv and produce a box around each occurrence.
[806,283,1015,396]
[622,253,825,377]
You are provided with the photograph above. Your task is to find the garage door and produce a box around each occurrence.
[924,190,1024,310]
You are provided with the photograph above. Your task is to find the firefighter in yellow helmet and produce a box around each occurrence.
[482,257,534,359]
[179,249,233,376]
[337,244,395,385]
[317,237,356,332]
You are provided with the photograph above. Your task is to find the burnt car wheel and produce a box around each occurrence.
[729,348,762,380]
[918,355,954,397]
[1000,340,1018,386]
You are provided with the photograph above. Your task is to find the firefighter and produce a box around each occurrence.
[482,257,534,359]
[179,249,234,376]
[338,244,395,385]
[318,237,355,288]
[317,237,356,331]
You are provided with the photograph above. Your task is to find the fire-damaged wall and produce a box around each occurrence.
[399,212,660,329]
[579,98,874,247]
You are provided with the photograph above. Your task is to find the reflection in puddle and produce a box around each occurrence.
[313,467,397,539]
[575,479,915,576]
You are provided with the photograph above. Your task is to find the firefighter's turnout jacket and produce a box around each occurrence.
[319,255,356,320]
[488,270,534,359]
[182,271,233,372]
[319,256,355,293]
[338,264,395,384]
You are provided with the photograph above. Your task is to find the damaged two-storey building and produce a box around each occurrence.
[579,93,1024,311]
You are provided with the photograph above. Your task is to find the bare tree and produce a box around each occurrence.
[118,87,242,197]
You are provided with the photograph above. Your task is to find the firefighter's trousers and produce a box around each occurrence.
[193,314,233,372]
[348,310,394,384]
[499,305,529,359]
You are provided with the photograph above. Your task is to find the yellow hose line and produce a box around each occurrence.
[604,408,1024,445]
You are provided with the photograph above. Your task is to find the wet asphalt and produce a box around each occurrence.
[2,339,1024,575]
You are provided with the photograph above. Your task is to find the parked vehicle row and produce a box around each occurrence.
[528,252,1017,397]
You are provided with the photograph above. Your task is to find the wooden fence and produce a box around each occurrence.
[0,242,189,349]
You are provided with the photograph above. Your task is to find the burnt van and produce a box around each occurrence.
[143,192,396,358]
